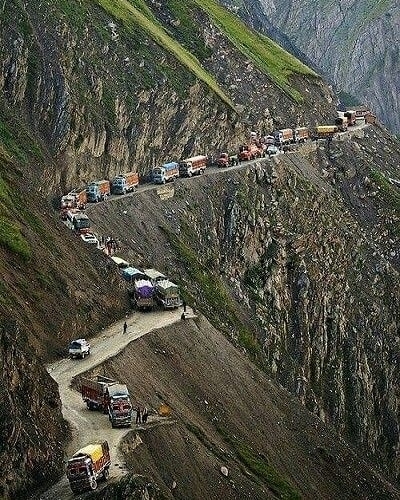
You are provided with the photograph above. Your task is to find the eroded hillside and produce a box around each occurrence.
[88,125,400,486]
[89,317,400,500]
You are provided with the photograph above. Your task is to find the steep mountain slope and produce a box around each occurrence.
[89,317,400,500]
[222,0,400,133]
[0,1,336,496]
[87,126,400,486]
[1,0,333,193]
[0,0,399,498]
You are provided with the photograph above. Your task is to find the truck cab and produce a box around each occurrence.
[107,384,133,427]
[152,162,179,184]
[72,213,91,233]
[111,176,128,195]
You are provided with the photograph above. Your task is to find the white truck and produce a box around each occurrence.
[68,339,91,359]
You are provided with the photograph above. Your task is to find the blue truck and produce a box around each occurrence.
[152,161,179,184]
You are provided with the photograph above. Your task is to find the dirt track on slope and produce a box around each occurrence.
[38,307,191,500]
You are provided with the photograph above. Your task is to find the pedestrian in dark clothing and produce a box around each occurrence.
[142,407,148,424]
[181,312,186,321]
[123,321,127,334]
[135,407,141,424]
[183,300,187,312]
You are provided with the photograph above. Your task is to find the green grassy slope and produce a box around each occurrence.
[195,0,317,102]
[95,0,235,108]
[95,0,317,106]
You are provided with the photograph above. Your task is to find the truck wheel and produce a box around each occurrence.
[90,479,97,490]
[103,468,110,481]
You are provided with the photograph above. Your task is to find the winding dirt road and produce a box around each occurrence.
[39,308,189,499]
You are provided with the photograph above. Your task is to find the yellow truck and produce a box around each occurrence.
[314,125,338,139]
[66,441,111,493]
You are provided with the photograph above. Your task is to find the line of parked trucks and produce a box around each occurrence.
[62,106,373,494]
[115,264,183,311]
[59,108,371,217]
[66,375,132,493]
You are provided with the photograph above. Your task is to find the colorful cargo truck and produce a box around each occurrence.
[66,441,111,493]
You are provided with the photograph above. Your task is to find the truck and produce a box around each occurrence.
[121,267,146,282]
[111,172,139,195]
[61,189,87,210]
[68,339,91,359]
[143,268,167,283]
[72,212,91,233]
[80,375,118,411]
[294,127,310,142]
[132,279,155,310]
[344,110,357,126]
[155,279,182,309]
[217,152,239,168]
[86,179,111,202]
[274,128,294,146]
[314,125,338,139]
[238,144,263,161]
[66,441,111,493]
[179,155,208,177]
[263,135,275,146]
[152,161,179,184]
[335,115,348,132]
[107,384,133,428]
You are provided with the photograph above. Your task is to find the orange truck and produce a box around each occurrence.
[294,127,310,142]
[217,152,239,167]
[111,171,139,195]
[238,144,263,161]
[86,179,110,203]
[274,128,294,146]
[67,441,111,493]
[60,189,87,210]
[179,155,208,177]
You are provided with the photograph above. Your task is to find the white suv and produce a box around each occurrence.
[68,339,91,359]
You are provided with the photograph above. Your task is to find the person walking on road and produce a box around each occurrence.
[182,300,187,313]
[123,321,127,334]
[142,407,148,424]
[135,406,142,424]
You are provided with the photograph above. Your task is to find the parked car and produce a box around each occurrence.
[80,232,99,246]
[68,339,91,359]
[267,145,279,156]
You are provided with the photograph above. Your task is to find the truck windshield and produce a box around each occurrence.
[75,219,90,229]
[67,464,87,477]
[69,342,82,349]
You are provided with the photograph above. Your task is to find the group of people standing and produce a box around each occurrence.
[135,406,148,424]
[99,235,119,255]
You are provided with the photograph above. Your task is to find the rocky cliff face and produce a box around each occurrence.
[0,0,334,195]
[89,126,399,482]
[0,322,68,498]
[222,0,400,133]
